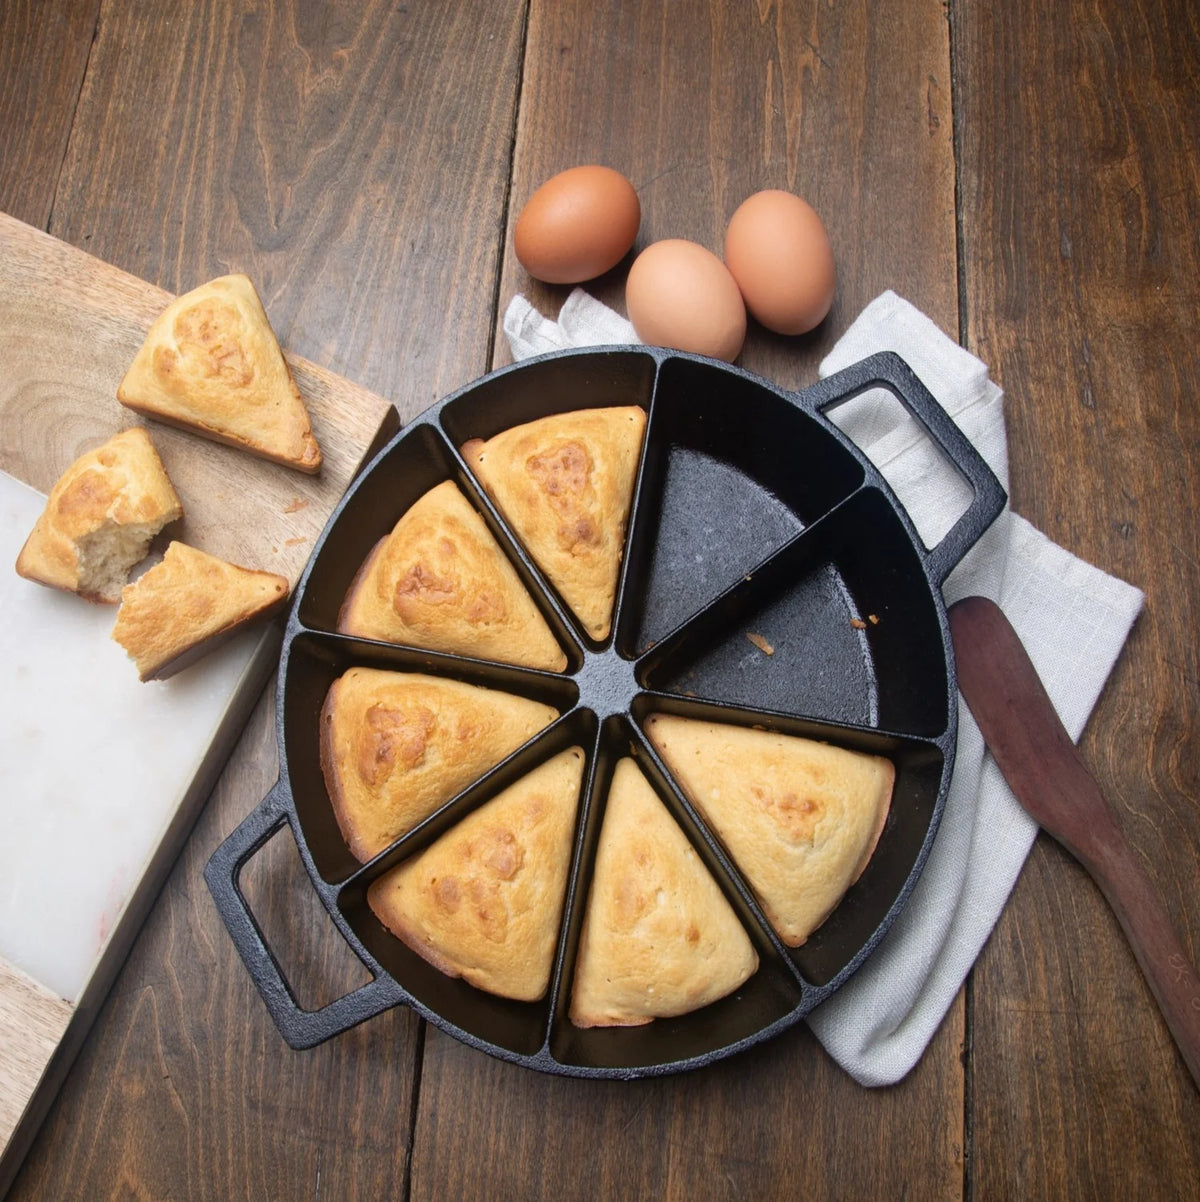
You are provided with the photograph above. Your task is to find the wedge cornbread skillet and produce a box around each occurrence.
[206,346,1005,1078]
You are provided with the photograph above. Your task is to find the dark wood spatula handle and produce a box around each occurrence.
[1092,835,1200,1091]
[949,595,1200,1092]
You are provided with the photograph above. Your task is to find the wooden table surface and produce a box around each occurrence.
[4,1,1199,1197]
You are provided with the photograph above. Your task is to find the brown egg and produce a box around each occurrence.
[625,239,746,362]
[514,166,641,284]
[724,190,835,335]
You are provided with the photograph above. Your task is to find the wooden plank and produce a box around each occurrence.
[954,0,1200,1193]
[0,0,99,228]
[3,0,529,1196]
[412,3,967,1199]
[492,0,960,391]
[0,210,398,1191]
[412,1018,966,1202]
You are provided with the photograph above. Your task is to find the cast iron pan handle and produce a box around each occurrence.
[802,350,1007,586]
[204,781,406,1049]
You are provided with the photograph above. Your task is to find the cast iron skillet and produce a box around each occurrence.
[205,347,1005,1078]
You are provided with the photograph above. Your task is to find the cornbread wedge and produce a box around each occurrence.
[117,273,321,473]
[569,758,758,1027]
[321,667,559,861]
[462,406,646,641]
[112,541,289,681]
[368,748,584,1001]
[338,480,567,671]
[645,714,893,946]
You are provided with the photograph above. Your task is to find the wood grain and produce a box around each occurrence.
[11,689,423,1201]
[954,0,1200,1193]
[4,0,1198,1195]
[494,0,960,393]
[412,1016,965,1202]
[0,0,99,229]
[950,595,1200,1089]
[0,210,397,1193]
[5,0,527,1197]
[409,4,966,1200]
[49,0,528,413]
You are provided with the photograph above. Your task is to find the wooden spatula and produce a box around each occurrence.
[948,595,1200,1091]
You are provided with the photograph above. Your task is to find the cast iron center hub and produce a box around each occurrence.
[573,647,641,720]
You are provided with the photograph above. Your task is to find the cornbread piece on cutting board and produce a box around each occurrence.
[645,714,894,946]
[117,273,323,473]
[321,667,560,862]
[569,758,758,1028]
[15,427,182,602]
[461,406,646,641]
[112,541,290,681]
[368,747,585,1001]
[338,479,568,671]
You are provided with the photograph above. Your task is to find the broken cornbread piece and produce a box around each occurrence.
[16,427,182,603]
[112,540,288,681]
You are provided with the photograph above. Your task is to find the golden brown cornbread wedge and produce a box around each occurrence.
[321,667,559,862]
[645,714,894,946]
[337,480,567,671]
[367,747,585,1001]
[117,273,322,473]
[569,757,758,1028]
[461,406,646,641]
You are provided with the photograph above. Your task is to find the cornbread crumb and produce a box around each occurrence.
[746,631,774,655]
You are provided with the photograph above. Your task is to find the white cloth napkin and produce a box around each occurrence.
[503,288,1144,1087]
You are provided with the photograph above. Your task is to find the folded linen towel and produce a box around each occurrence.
[503,288,1144,1086]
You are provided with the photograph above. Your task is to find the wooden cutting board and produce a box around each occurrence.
[0,212,398,1190]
